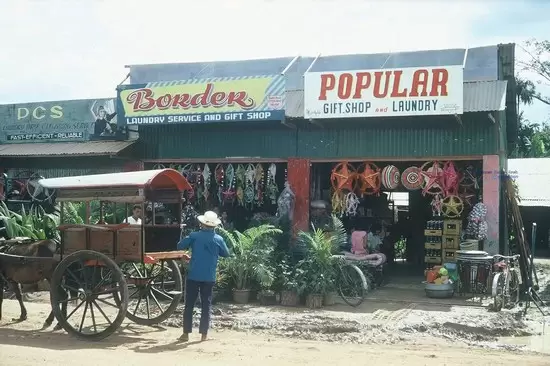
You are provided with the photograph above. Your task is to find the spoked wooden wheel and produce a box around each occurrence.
[121,260,183,325]
[50,250,128,341]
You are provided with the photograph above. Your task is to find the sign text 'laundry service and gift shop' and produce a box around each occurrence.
[118,75,285,126]
[304,66,463,119]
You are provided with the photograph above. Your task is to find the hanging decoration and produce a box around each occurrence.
[330,162,356,192]
[459,185,476,207]
[431,194,443,217]
[244,164,256,208]
[202,164,211,202]
[381,165,400,190]
[441,161,460,197]
[223,164,236,204]
[441,195,464,218]
[254,164,265,206]
[181,164,196,202]
[331,190,346,217]
[460,165,479,190]
[420,161,444,196]
[236,164,246,206]
[195,165,204,206]
[401,166,423,190]
[266,163,279,204]
[344,192,360,216]
[357,162,381,196]
[214,164,224,203]
[277,182,295,220]
[466,202,488,240]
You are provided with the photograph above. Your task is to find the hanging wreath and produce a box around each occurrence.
[420,161,444,196]
[244,164,256,208]
[202,164,211,202]
[236,164,246,206]
[441,195,464,218]
[215,164,225,204]
[441,161,460,197]
[223,164,236,204]
[266,163,279,205]
[344,192,360,216]
[401,166,422,190]
[381,165,400,190]
[330,162,357,192]
[357,162,381,196]
[331,190,346,217]
[254,164,265,206]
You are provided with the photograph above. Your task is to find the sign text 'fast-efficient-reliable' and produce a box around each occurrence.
[304,66,463,119]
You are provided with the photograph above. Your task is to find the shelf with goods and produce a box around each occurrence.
[424,219,444,267]
[441,219,462,263]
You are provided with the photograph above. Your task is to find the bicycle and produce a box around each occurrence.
[331,255,369,307]
[490,254,521,311]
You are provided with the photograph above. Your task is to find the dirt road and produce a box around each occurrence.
[0,299,548,366]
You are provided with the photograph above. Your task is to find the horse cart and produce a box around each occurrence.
[34,169,192,341]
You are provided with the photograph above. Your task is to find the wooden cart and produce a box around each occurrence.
[38,169,192,341]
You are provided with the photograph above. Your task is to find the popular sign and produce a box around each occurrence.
[304,66,463,119]
[0,98,125,143]
[117,75,285,125]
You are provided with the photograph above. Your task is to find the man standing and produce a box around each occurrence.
[124,205,142,225]
[177,210,230,342]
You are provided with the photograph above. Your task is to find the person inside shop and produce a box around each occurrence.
[177,210,230,342]
[367,223,384,253]
[221,211,234,230]
[350,225,368,255]
[91,101,117,137]
[124,205,142,225]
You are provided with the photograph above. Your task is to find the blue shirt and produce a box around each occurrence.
[177,229,230,282]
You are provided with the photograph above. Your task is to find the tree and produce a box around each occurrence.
[517,39,550,106]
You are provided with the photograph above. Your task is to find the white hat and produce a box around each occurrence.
[197,211,221,227]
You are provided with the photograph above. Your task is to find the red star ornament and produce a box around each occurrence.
[442,161,460,196]
[420,161,444,196]
[358,162,381,195]
[331,162,356,192]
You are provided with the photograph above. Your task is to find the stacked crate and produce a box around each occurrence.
[442,219,462,262]
[424,220,443,267]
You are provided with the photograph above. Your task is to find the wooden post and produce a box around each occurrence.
[482,155,500,255]
[287,158,311,237]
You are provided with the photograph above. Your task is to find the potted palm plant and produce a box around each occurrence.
[218,224,282,304]
[277,258,300,306]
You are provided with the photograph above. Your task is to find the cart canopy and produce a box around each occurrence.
[38,169,191,203]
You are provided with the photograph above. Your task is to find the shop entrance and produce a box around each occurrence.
[309,159,484,281]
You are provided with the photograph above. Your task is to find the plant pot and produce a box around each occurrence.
[323,291,336,306]
[259,291,277,306]
[306,294,324,309]
[280,290,299,307]
[232,289,251,304]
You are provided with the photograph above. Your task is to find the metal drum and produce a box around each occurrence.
[456,251,493,296]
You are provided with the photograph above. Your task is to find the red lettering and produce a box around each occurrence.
[390,71,408,97]
[353,72,371,99]
[338,73,353,99]
[373,71,392,98]
[318,74,335,100]
[126,84,256,112]
[410,69,429,97]
[430,68,448,97]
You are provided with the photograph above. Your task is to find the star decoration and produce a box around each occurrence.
[459,186,476,207]
[331,162,356,192]
[442,195,464,218]
[442,161,460,196]
[421,161,444,196]
[460,166,479,190]
[357,162,381,195]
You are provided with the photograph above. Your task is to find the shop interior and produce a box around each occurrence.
[309,160,486,278]
[149,162,288,234]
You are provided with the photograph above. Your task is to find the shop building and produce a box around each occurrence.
[118,44,516,269]
[0,98,140,203]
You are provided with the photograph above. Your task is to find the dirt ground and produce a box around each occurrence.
[1,298,549,366]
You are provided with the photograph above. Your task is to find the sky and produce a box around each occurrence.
[0,0,549,123]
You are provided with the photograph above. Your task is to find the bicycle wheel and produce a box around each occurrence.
[337,263,368,307]
[506,269,520,309]
[491,272,504,312]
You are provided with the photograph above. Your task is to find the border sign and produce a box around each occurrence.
[304,66,463,119]
[117,75,285,125]
[0,98,125,143]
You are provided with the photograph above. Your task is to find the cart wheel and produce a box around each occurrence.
[50,250,128,341]
[122,260,183,326]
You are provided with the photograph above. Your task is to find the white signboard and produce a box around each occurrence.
[304,66,463,119]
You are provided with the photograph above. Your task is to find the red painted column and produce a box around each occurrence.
[287,158,311,235]
[482,155,500,255]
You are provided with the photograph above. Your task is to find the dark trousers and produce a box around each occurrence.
[183,279,214,334]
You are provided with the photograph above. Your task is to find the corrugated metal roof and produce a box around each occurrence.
[508,158,550,207]
[463,80,507,112]
[0,140,136,157]
[285,80,507,118]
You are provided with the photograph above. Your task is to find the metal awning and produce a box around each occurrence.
[285,80,508,118]
[0,140,136,158]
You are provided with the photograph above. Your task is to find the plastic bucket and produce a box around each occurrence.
[460,240,479,251]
